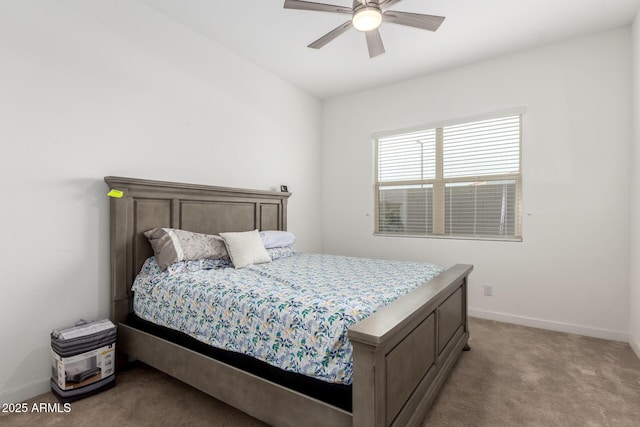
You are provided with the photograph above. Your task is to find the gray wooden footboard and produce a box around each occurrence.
[349,264,472,427]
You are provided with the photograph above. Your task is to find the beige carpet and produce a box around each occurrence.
[2,318,639,426]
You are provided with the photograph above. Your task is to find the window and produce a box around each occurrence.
[375,114,522,241]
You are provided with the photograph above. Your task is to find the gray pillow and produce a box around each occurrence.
[219,229,271,269]
[144,228,228,270]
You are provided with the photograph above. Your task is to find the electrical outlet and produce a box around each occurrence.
[483,284,493,296]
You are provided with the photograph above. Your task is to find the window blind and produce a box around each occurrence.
[375,115,522,240]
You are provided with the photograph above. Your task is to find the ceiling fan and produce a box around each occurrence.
[283,0,445,58]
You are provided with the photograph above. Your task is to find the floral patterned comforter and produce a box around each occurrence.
[132,253,443,384]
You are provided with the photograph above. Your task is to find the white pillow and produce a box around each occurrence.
[219,230,271,269]
[259,230,296,249]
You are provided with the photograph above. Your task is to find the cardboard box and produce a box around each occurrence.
[51,343,115,391]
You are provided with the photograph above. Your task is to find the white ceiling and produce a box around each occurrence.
[139,0,640,99]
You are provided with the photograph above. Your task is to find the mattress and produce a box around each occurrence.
[132,253,443,385]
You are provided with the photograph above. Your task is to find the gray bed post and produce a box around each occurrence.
[351,342,385,426]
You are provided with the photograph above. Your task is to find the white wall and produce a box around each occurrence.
[0,0,322,403]
[630,10,640,357]
[322,28,632,341]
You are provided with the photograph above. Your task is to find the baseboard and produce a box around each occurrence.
[630,336,640,361]
[468,308,629,342]
[0,378,50,404]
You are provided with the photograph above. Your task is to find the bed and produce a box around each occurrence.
[105,176,473,427]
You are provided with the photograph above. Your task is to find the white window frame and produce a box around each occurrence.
[373,109,524,241]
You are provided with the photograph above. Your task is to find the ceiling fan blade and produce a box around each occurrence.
[308,21,353,49]
[284,0,352,14]
[379,0,403,9]
[365,28,385,58]
[383,10,445,31]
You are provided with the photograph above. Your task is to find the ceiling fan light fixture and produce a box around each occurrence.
[352,7,382,32]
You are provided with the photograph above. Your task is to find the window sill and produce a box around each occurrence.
[373,232,522,242]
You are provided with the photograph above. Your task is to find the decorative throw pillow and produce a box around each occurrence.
[219,229,271,269]
[143,228,228,270]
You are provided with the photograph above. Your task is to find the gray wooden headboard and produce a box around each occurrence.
[104,176,291,324]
